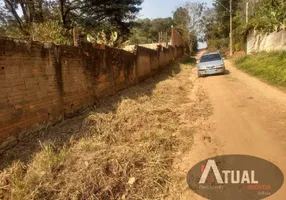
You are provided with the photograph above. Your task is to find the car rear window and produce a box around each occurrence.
[200,54,221,63]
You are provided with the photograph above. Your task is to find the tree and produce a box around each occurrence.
[173,2,206,54]
[202,0,286,51]
[0,0,143,45]
[202,0,241,50]
[129,17,173,44]
[246,0,286,32]
[184,2,206,52]
[2,0,54,35]
[173,7,190,53]
[183,2,205,33]
[173,7,190,34]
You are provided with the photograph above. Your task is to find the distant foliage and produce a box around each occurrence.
[173,3,205,55]
[129,18,173,45]
[128,2,204,55]
[203,0,286,51]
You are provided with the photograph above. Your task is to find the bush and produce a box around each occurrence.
[1,21,73,45]
[30,21,73,45]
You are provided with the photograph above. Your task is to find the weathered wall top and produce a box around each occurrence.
[0,37,184,151]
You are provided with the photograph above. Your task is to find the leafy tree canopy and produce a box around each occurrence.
[0,0,143,45]
[203,0,286,51]
[129,17,173,44]
[173,3,205,54]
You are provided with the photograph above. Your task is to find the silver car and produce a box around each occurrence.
[197,52,225,77]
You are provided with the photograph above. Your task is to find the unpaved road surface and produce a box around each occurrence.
[176,52,286,200]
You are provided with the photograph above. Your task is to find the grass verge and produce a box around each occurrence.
[235,51,286,89]
[0,62,205,200]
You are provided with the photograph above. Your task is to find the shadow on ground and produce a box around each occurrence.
[200,69,231,78]
[0,61,183,170]
[183,57,197,65]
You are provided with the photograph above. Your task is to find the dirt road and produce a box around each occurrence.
[176,52,286,200]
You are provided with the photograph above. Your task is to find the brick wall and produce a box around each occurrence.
[171,26,184,47]
[0,37,183,150]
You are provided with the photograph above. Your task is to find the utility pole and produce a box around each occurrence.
[214,0,233,55]
[246,1,249,23]
[229,0,233,56]
[73,24,80,47]
[166,32,168,47]
[158,32,163,44]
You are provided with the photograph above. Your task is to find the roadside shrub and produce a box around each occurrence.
[30,21,73,45]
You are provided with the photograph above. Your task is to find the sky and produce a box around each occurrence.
[139,0,213,19]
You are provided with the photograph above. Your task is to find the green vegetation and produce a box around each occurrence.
[172,3,205,54]
[0,0,143,46]
[0,0,202,50]
[129,2,205,55]
[235,51,286,89]
[129,18,173,44]
[245,0,286,32]
[173,6,197,54]
[203,0,286,51]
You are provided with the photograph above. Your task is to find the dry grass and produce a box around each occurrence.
[0,62,206,200]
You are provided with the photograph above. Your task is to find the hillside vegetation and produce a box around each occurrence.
[204,0,286,51]
[235,51,286,89]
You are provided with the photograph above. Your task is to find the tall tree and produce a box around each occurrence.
[129,17,173,44]
[0,0,143,44]
[202,0,286,51]
[245,0,286,32]
[183,2,205,33]
[173,6,196,54]
[183,2,206,51]
[202,0,240,50]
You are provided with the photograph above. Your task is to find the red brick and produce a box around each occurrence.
[0,37,183,145]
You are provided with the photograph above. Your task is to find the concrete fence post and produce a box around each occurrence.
[134,45,139,84]
[73,25,80,47]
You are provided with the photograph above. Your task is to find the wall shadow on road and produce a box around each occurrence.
[0,61,182,170]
